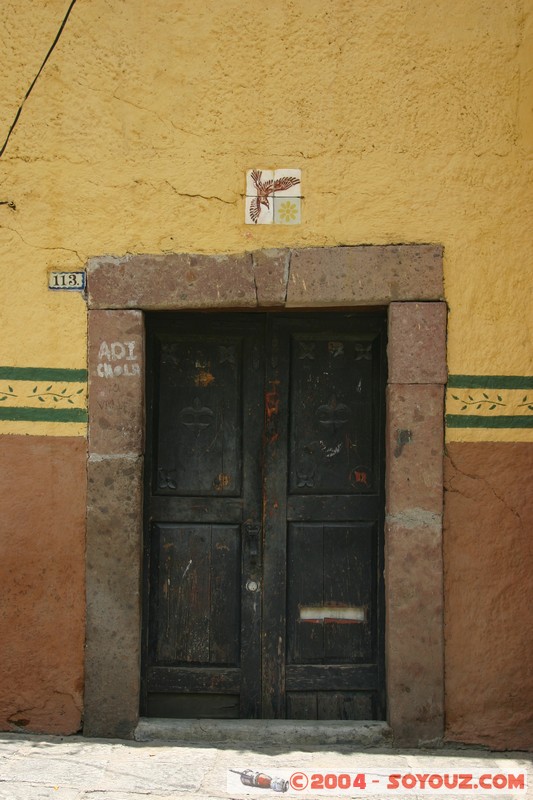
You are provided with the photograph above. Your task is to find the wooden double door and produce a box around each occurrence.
[142,313,386,720]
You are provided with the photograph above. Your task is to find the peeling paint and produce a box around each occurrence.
[194,370,215,387]
[265,380,280,419]
[299,605,366,624]
[395,428,413,457]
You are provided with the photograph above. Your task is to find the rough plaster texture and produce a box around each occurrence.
[1,0,532,425]
[0,435,86,734]
[444,442,533,752]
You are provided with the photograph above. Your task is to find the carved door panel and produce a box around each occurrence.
[142,313,386,720]
[142,315,264,720]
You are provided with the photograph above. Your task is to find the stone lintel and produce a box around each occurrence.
[87,246,444,310]
[286,245,444,307]
[252,249,290,306]
[87,252,257,310]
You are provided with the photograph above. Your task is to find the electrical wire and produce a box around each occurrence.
[0,0,78,160]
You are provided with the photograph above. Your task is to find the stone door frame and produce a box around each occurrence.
[84,245,446,745]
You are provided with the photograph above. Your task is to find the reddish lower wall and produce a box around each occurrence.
[444,442,533,751]
[0,435,86,734]
[1,433,531,746]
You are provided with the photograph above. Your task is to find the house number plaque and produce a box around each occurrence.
[48,271,86,291]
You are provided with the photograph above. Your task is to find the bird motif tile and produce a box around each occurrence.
[245,169,302,224]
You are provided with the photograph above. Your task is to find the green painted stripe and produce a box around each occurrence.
[446,415,533,428]
[0,407,87,423]
[448,375,533,389]
[0,367,87,382]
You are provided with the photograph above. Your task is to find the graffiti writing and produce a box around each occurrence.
[97,340,140,378]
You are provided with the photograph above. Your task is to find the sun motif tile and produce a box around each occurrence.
[274,196,301,225]
[245,168,302,224]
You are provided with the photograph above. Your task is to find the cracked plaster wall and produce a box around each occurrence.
[444,443,533,750]
[0,0,532,421]
[0,0,532,746]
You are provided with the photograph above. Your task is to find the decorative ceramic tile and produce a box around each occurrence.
[245,192,273,225]
[274,196,301,225]
[273,168,301,197]
[48,271,86,291]
[245,168,302,224]
[246,169,274,197]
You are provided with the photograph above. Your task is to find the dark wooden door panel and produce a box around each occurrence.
[261,315,386,719]
[155,335,242,496]
[146,692,240,719]
[143,315,264,719]
[289,333,379,495]
[286,691,374,721]
[143,312,385,721]
[149,523,240,666]
[287,523,374,665]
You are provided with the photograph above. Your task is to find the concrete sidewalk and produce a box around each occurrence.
[0,731,530,800]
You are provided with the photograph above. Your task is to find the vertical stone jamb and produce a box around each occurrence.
[385,302,447,745]
[84,310,144,738]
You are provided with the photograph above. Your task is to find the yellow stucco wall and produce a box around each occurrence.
[1,0,532,439]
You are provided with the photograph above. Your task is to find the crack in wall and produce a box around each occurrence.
[250,253,259,306]
[6,688,80,727]
[163,180,237,206]
[446,450,524,531]
[283,249,292,304]
[174,191,237,206]
[112,92,205,140]
[0,225,84,263]
[112,91,171,129]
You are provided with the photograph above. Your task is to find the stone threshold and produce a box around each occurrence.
[135,718,393,747]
